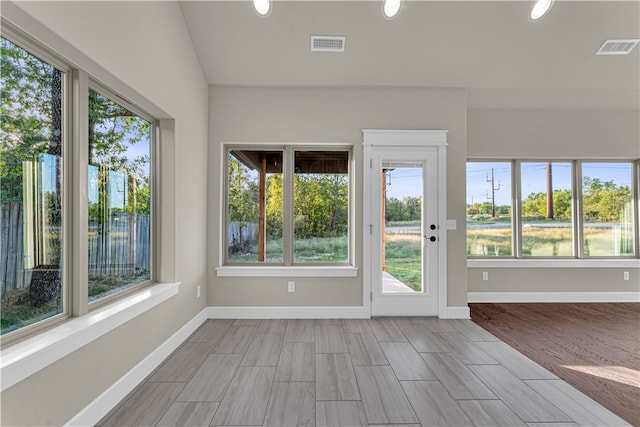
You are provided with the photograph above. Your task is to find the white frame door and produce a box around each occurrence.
[363,130,448,317]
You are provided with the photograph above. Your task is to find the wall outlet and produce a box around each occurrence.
[288,281,295,292]
[623,271,629,281]
[482,272,489,281]
[196,285,201,298]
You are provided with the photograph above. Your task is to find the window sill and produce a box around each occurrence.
[468,259,640,268]
[0,282,180,392]
[216,266,359,278]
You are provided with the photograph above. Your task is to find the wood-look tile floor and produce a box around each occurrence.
[97,318,631,427]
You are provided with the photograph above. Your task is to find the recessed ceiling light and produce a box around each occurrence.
[253,0,270,16]
[596,39,640,55]
[383,0,402,19]
[529,0,554,21]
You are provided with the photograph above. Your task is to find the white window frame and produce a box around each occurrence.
[0,17,173,350]
[466,158,640,267]
[217,143,358,278]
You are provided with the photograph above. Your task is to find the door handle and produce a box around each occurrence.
[425,236,437,242]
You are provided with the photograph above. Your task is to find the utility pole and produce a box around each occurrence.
[546,162,554,219]
[486,168,501,218]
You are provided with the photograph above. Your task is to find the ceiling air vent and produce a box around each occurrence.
[595,39,640,55]
[311,36,346,53]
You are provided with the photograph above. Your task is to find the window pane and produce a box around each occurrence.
[466,162,512,256]
[294,151,349,263]
[1,38,64,334]
[582,163,635,256]
[521,162,573,256]
[88,89,152,302]
[227,150,283,263]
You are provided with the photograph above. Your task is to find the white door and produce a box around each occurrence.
[368,146,442,316]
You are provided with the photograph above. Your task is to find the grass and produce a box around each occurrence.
[1,288,62,334]
[468,225,634,257]
[384,231,422,292]
[228,235,348,263]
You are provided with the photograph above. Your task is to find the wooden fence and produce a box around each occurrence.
[1,202,150,297]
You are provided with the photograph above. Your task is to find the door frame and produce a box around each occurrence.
[362,130,448,318]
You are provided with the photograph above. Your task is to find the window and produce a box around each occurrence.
[88,89,153,302]
[225,147,351,265]
[521,162,573,257]
[0,34,156,340]
[1,37,65,334]
[466,162,513,257]
[581,162,634,257]
[467,159,639,259]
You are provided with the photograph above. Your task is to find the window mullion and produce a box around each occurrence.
[71,70,89,316]
[283,147,294,265]
[574,160,585,258]
[513,160,522,258]
[633,160,640,257]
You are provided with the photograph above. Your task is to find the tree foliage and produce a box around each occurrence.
[385,196,421,222]
[521,189,572,219]
[582,177,631,222]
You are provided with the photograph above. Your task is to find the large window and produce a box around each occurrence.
[521,162,573,257]
[466,162,513,256]
[1,35,156,340]
[225,147,350,265]
[467,159,638,259]
[88,89,152,301]
[1,37,65,334]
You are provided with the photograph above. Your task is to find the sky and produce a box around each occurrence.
[466,162,634,206]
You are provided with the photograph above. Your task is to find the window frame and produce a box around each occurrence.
[467,158,640,261]
[221,143,354,269]
[0,26,159,345]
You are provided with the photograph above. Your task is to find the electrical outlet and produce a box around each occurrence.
[196,285,201,298]
[288,281,295,292]
[623,271,629,281]
[482,272,489,281]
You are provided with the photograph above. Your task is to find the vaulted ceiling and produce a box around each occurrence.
[180,1,640,109]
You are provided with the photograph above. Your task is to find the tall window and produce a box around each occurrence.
[521,162,573,256]
[466,162,513,257]
[1,35,157,339]
[227,150,283,262]
[467,159,638,259]
[225,147,350,265]
[582,163,634,257]
[1,37,65,334]
[88,89,152,302]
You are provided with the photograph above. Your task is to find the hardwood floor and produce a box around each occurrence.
[98,317,631,426]
[470,303,640,426]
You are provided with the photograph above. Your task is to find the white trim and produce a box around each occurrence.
[468,292,640,303]
[64,307,207,427]
[215,266,358,278]
[208,306,369,319]
[468,259,640,268]
[0,282,180,392]
[444,306,471,319]
[363,129,448,146]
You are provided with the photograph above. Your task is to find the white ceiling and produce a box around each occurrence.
[179,1,640,109]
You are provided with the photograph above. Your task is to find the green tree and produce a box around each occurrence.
[582,177,631,222]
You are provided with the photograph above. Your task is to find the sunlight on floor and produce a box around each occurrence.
[562,365,640,388]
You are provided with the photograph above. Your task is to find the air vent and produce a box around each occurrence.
[311,36,345,52]
[596,39,640,55]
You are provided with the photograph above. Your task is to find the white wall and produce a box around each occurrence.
[208,86,469,309]
[468,108,640,296]
[1,2,209,425]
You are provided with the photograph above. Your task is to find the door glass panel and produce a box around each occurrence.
[382,164,423,293]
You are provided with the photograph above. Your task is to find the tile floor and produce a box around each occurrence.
[97,318,631,426]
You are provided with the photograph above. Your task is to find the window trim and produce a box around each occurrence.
[221,143,355,269]
[467,158,640,261]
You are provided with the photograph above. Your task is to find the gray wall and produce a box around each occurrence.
[208,86,469,308]
[1,2,209,426]
[468,107,640,294]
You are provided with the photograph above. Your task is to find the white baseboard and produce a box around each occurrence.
[208,306,370,319]
[444,306,471,319]
[468,292,640,303]
[64,308,208,427]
